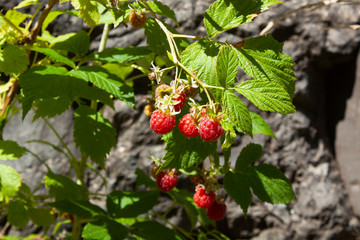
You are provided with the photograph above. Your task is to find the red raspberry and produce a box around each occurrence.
[173,93,186,112]
[156,171,178,192]
[178,114,199,137]
[198,115,224,141]
[129,11,147,29]
[150,110,175,134]
[193,187,215,209]
[206,200,227,221]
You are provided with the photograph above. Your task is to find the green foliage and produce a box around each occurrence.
[0,164,22,200]
[0,140,26,160]
[224,143,296,216]
[82,219,129,240]
[106,190,160,218]
[73,106,116,168]
[0,45,29,76]
[204,0,280,38]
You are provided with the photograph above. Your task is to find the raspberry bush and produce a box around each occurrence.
[0,0,297,239]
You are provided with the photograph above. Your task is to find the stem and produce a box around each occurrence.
[78,154,89,197]
[42,117,80,176]
[152,210,195,240]
[28,0,59,44]
[177,61,214,106]
[70,215,81,240]
[98,23,110,52]
[172,34,201,40]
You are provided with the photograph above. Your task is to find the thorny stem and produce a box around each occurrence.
[172,34,202,40]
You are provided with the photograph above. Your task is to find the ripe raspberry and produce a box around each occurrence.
[129,11,147,29]
[193,187,215,209]
[150,110,175,134]
[178,113,199,137]
[206,200,227,221]
[198,115,224,141]
[173,92,186,112]
[156,171,178,192]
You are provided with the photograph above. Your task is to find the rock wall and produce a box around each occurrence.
[1,0,360,239]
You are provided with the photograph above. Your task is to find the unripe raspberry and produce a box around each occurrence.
[150,110,175,134]
[156,171,178,192]
[155,84,171,99]
[173,92,186,112]
[129,11,147,29]
[193,186,215,209]
[144,104,154,116]
[151,166,159,179]
[206,200,227,221]
[178,113,199,137]
[184,86,198,98]
[199,115,224,141]
[189,175,205,185]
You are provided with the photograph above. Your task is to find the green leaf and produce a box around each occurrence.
[42,10,78,34]
[19,65,113,118]
[106,190,159,218]
[73,106,116,168]
[248,164,296,204]
[82,219,129,240]
[168,189,198,230]
[235,143,263,171]
[33,97,72,120]
[0,45,29,76]
[0,140,26,160]
[204,0,280,38]
[131,221,182,240]
[145,1,178,26]
[86,46,152,64]
[14,0,40,9]
[223,90,252,136]
[69,66,135,108]
[235,35,296,99]
[236,80,295,115]
[71,0,100,26]
[160,127,217,171]
[8,199,29,228]
[135,168,156,189]
[144,18,188,55]
[44,171,86,201]
[223,172,252,218]
[28,207,55,227]
[0,164,21,199]
[181,38,222,100]
[48,199,107,218]
[250,112,276,139]
[22,46,76,68]
[4,10,31,27]
[216,45,239,88]
[51,30,90,56]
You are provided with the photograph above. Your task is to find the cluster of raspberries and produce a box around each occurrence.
[149,85,224,141]
[153,169,226,221]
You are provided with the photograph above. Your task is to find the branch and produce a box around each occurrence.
[27,0,59,45]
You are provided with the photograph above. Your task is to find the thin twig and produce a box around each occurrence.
[28,0,59,44]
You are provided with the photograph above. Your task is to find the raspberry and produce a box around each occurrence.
[184,86,198,98]
[156,171,178,192]
[193,187,215,209]
[150,110,175,134]
[178,114,199,137]
[144,104,154,116]
[173,92,186,112]
[206,200,227,221]
[198,115,224,141]
[129,11,147,29]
